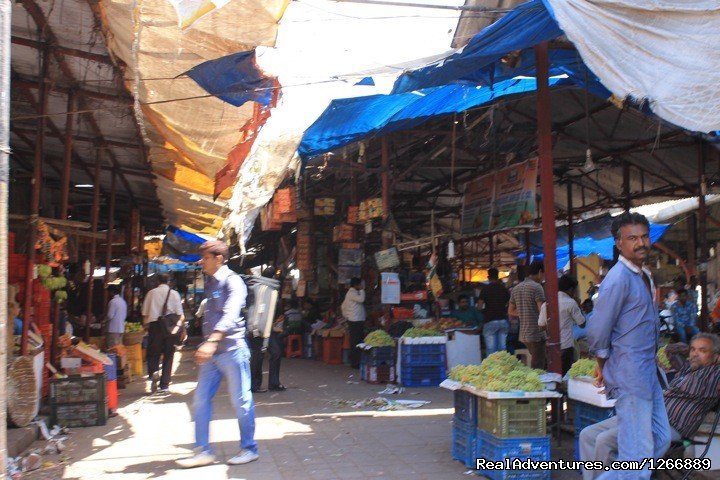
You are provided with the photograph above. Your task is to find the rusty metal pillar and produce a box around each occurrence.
[535,41,561,374]
[697,142,709,331]
[22,47,49,355]
[460,239,466,285]
[103,171,116,310]
[84,147,102,342]
[687,214,697,280]
[381,137,392,249]
[567,181,575,276]
[59,91,75,219]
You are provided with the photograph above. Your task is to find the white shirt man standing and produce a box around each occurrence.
[142,273,183,393]
[106,284,127,348]
[342,277,366,369]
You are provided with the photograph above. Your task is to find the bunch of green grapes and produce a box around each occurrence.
[54,290,67,303]
[478,351,522,377]
[364,330,395,347]
[657,345,671,370]
[42,276,67,291]
[125,323,145,333]
[402,327,442,338]
[449,364,483,383]
[568,358,597,378]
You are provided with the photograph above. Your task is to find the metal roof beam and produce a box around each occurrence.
[11,36,113,65]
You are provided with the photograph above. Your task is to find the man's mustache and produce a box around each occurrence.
[634,247,648,252]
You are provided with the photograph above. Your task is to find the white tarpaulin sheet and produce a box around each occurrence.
[545,0,720,133]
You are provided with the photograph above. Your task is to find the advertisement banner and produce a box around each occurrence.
[461,158,538,235]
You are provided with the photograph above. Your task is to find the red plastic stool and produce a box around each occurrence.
[285,334,303,358]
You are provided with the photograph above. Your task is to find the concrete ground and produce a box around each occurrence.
[32,347,584,479]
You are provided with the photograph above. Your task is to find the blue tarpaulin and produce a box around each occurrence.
[392,0,562,94]
[299,76,569,159]
[185,51,276,107]
[519,222,671,267]
[163,226,206,262]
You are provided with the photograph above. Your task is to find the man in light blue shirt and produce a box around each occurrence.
[588,212,671,480]
[178,240,257,469]
[105,285,127,348]
[670,288,700,344]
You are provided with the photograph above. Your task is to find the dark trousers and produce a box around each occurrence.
[348,321,365,368]
[524,340,547,370]
[248,335,264,391]
[561,347,575,376]
[147,322,176,389]
[268,333,282,388]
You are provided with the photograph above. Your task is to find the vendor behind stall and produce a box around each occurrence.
[452,294,483,329]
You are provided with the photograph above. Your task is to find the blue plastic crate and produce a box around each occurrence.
[574,437,580,462]
[453,419,477,467]
[573,401,615,436]
[454,390,478,424]
[402,343,446,355]
[475,430,551,480]
[401,364,446,387]
[401,351,446,366]
[362,346,395,361]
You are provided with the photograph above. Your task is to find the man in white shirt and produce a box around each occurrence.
[539,274,586,374]
[106,285,127,348]
[341,277,366,369]
[142,273,184,393]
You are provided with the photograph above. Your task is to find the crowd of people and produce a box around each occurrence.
[86,212,720,473]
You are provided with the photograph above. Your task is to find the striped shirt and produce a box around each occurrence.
[510,279,546,343]
[664,362,720,438]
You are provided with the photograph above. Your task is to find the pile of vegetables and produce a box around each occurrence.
[449,351,544,392]
[125,323,144,333]
[402,327,442,338]
[568,358,597,378]
[424,318,465,331]
[363,330,395,347]
[657,345,671,370]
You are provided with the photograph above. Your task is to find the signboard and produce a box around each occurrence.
[380,272,401,304]
[461,158,538,235]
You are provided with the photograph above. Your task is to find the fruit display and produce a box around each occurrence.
[657,345,671,370]
[54,291,67,303]
[42,276,67,291]
[364,330,395,347]
[568,358,597,378]
[37,264,52,279]
[423,318,465,331]
[402,327,442,338]
[125,323,144,333]
[448,352,543,392]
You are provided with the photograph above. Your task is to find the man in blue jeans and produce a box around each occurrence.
[588,212,671,480]
[177,240,258,468]
[477,267,510,357]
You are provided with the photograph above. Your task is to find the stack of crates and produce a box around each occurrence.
[105,353,119,411]
[475,397,550,479]
[573,401,615,461]
[360,346,396,384]
[50,374,108,427]
[452,390,478,467]
[322,337,343,365]
[400,343,446,387]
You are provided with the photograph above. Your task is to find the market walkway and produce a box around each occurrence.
[50,346,577,480]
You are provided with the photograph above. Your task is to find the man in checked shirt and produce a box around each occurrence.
[580,333,720,480]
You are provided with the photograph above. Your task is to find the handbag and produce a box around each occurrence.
[159,288,183,340]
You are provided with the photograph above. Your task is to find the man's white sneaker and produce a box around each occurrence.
[227,450,259,465]
[176,451,216,469]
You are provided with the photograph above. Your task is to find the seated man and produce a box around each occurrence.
[579,333,720,480]
[451,294,483,329]
[671,288,700,344]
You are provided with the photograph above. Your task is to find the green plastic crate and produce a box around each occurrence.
[478,397,547,438]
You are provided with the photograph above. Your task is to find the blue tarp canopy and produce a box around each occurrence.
[185,51,275,108]
[162,226,206,263]
[297,0,615,160]
[518,222,671,267]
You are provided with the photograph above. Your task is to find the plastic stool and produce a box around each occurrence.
[515,348,532,367]
[286,334,303,358]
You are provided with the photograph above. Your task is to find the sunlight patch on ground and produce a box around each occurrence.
[286,407,454,419]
